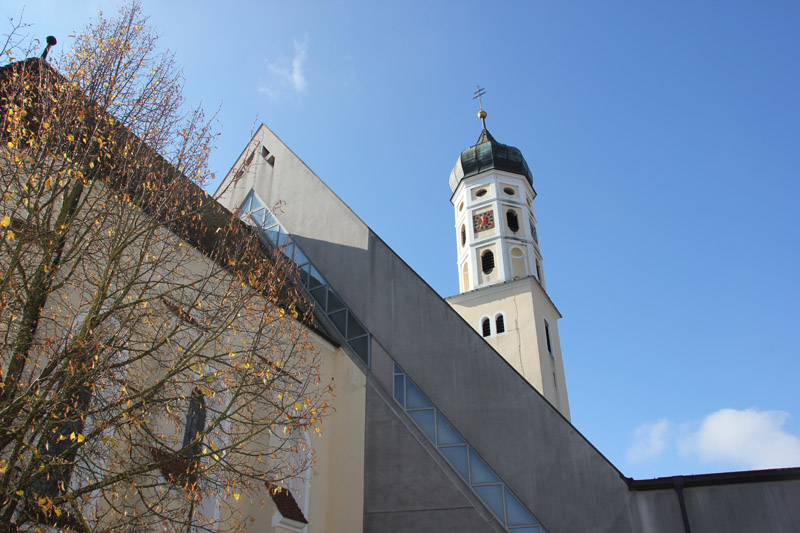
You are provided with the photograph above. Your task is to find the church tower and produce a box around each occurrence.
[445,104,571,420]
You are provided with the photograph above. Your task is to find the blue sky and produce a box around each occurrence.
[6,1,799,480]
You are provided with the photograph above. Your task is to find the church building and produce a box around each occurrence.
[5,53,798,532]
[445,107,569,419]
[215,110,800,532]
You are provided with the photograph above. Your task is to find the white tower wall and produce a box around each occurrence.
[445,127,570,419]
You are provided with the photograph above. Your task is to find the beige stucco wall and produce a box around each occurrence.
[447,276,570,420]
[214,129,370,531]
[305,341,366,532]
[2,163,365,530]
[230,339,366,533]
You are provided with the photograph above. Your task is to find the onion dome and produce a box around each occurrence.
[449,127,533,193]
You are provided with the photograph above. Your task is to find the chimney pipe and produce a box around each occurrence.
[41,36,57,60]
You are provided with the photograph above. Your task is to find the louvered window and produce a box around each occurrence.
[481,251,494,274]
[496,315,505,334]
[482,318,491,337]
[506,210,519,233]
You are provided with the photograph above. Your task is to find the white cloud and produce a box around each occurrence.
[289,39,308,92]
[627,419,670,463]
[679,408,800,470]
[259,37,308,100]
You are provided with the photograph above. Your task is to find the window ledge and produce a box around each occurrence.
[272,512,308,532]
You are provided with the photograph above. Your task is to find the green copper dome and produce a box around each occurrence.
[449,128,533,193]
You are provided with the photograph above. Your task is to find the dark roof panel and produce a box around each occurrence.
[268,483,308,524]
[449,128,533,192]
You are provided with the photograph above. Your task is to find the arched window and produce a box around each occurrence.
[461,263,469,291]
[481,251,495,274]
[481,318,491,337]
[460,224,466,246]
[495,314,505,334]
[32,377,93,497]
[506,210,519,233]
[32,313,124,499]
[285,430,312,519]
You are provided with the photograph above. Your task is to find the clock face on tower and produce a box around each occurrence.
[473,210,495,232]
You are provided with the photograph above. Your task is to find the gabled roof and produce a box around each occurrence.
[0,58,334,341]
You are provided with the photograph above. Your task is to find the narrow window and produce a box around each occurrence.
[496,314,505,334]
[460,224,466,246]
[153,388,208,490]
[30,322,116,499]
[535,259,543,281]
[261,146,275,166]
[183,388,207,456]
[506,210,519,233]
[553,371,559,404]
[482,318,491,337]
[544,320,552,354]
[481,251,495,274]
[461,263,469,291]
[32,378,92,497]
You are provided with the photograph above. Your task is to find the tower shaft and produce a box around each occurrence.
[445,124,570,419]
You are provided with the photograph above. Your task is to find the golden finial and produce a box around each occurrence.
[473,86,487,129]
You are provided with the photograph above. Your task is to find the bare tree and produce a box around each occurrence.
[0,3,328,531]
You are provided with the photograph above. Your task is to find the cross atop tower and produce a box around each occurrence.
[473,86,488,129]
[445,107,570,419]
[473,86,486,109]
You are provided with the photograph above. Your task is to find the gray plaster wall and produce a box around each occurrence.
[630,480,800,533]
[215,125,798,532]
[631,490,687,533]
[363,386,495,532]
[215,125,643,531]
[684,481,800,532]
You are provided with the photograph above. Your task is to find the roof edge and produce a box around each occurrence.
[625,466,800,491]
